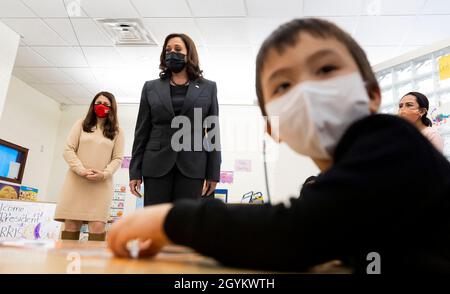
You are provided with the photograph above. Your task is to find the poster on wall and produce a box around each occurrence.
[110,184,126,222]
[121,156,131,169]
[0,182,20,200]
[0,199,61,241]
[19,186,38,201]
[220,171,234,184]
[235,159,252,172]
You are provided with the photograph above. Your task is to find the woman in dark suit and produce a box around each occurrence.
[129,33,221,206]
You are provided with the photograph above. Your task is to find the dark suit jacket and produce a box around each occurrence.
[129,77,221,182]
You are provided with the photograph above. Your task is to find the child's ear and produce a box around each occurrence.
[369,88,381,113]
[266,119,272,136]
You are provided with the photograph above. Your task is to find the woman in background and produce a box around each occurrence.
[54,91,124,241]
[398,91,444,152]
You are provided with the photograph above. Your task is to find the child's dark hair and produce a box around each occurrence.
[402,91,433,127]
[255,18,380,116]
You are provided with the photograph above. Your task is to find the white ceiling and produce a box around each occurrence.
[1,0,450,105]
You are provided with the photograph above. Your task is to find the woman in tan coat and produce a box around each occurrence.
[55,91,125,241]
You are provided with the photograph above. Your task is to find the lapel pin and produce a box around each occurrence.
[195,84,199,88]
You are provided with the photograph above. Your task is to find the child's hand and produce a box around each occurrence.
[107,204,173,258]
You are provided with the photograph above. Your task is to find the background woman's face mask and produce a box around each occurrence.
[94,104,110,118]
[265,72,371,160]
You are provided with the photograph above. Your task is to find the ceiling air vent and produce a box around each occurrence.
[97,19,157,46]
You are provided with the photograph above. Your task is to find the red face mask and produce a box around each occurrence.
[94,104,110,118]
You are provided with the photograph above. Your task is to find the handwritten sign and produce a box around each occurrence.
[121,156,131,169]
[0,200,61,241]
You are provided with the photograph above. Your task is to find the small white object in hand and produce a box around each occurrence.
[126,239,139,259]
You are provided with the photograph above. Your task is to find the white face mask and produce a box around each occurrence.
[265,72,371,160]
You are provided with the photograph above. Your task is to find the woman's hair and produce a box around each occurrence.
[402,91,433,127]
[82,91,119,140]
[159,33,203,81]
[255,18,380,116]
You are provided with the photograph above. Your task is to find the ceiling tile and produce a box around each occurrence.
[246,0,303,17]
[70,18,112,46]
[360,0,426,15]
[62,0,88,17]
[142,18,203,45]
[403,15,450,46]
[116,46,161,67]
[353,16,413,46]
[0,0,36,17]
[78,0,139,18]
[2,18,68,46]
[60,68,97,84]
[12,68,39,84]
[51,83,94,100]
[14,47,52,67]
[188,0,246,17]
[32,46,88,67]
[29,83,74,104]
[44,18,79,46]
[247,18,292,46]
[422,0,450,14]
[22,0,71,17]
[364,46,402,65]
[195,18,250,46]
[303,0,364,16]
[322,16,359,35]
[130,0,191,17]
[18,68,76,83]
[82,47,126,67]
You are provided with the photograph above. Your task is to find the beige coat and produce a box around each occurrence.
[54,119,125,223]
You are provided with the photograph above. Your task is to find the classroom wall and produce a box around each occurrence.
[0,76,62,199]
[0,20,19,120]
[46,103,319,214]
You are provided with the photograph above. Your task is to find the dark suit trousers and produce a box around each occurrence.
[143,164,204,206]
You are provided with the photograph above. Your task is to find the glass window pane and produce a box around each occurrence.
[380,105,396,114]
[396,65,412,82]
[439,77,450,90]
[378,72,392,88]
[417,77,434,95]
[397,82,413,98]
[381,89,394,106]
[415,58,433,76]
[428,95,438,111]
[439,91,450,105]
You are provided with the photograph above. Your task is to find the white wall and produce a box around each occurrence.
[47,103,319,214]
[0,76,61,200]
[0,20,19,120]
